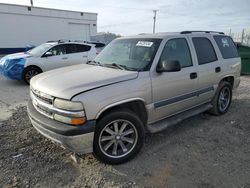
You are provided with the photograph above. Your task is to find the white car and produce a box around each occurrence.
[0,41,100,84]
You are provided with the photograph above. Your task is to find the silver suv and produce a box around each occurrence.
[27,31,241,164]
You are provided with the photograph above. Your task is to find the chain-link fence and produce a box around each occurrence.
[229,29,250,47]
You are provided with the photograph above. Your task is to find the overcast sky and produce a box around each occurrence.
[0,0,249,35]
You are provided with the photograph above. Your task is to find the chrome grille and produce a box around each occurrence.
[30,88,84,120]
[31,88,54,119]
[31,88,53,104]
[36,104,53,117]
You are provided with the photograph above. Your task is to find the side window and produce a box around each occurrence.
[213,36,239,59]
[160,38,193,68]
[47,44,66,56]
[67,44,91,54]
[192,37,217,65]
[78,44,91,52]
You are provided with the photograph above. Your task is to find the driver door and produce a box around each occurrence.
[151,37,199,122]
[41,44,70,71]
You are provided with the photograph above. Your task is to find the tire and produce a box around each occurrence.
[23,67,42,85]
[93,109,145,164]
[209,81,232,115]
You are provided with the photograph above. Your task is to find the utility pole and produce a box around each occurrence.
[30,0,33,6]
[241,29,245,44]
[153,10,158,34]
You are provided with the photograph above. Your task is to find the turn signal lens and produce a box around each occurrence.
[54,114,86,125]
[70,117,86,125]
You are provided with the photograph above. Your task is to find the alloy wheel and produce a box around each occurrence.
[98,119,138,158]
[218,87,231,112]
[25,69,39,82]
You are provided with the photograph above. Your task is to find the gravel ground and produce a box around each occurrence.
[0,76,250,188]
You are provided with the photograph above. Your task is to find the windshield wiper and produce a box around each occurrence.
[103,63,126,70]
[86,60,102,66]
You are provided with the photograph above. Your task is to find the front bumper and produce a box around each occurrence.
[27,100,96,154]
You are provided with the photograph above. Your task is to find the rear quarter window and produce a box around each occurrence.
[78,44,91,52]
[192,37,217,65]
[67,44,91,54]
[213,36,239,59]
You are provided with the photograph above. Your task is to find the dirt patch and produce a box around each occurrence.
[0,76,250,187]
[0,76,29,121]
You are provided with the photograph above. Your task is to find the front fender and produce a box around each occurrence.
[95,98,146,119]
[1,58,26,80]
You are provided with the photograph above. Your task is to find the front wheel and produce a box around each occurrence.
[209,81,232,115]
[93,110,145,164]
[23,67,42,85]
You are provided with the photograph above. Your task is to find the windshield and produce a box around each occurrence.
[94,38,162,71]
[28,43,55,56]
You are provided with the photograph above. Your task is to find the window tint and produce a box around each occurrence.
[78,44,91,52]
[47,44,66,56]
[160,38,192,68]
[66,44,91,54]
[213,36,239,59]
[192,37,217,65]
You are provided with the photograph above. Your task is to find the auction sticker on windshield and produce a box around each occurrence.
[136,41,153,47]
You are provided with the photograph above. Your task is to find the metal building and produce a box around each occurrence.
[0,3,97,54]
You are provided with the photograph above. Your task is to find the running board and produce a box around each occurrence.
[146,103,213,133]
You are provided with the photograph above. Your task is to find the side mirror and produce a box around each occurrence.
[156,60,181,73]
[43,51,53,57]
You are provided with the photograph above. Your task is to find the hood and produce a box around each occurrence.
[31,64,138,100]
[3,52,31,60]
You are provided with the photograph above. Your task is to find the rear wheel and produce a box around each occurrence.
[209,81,232,115]
[23,67,42,85]
[93,110,145,164]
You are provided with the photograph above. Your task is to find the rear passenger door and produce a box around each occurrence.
[151,37,199,122]
[66,44,91,65]
[190,36,221,103]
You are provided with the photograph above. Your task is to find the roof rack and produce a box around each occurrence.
[46,40,105,47]
[138,33,150,35]
[47,39,71,43]
[180,31,224,34]
[73,40,106,47]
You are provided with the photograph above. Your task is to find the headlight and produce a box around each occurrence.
[54,98,84,111]
[53,98,86,125]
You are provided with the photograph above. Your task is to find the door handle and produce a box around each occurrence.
[190,72,197,79]
[62,57,68,60]
[82,55,87,58]
[215,67,221,73]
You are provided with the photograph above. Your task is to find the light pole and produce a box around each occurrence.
[30,0,33,6]
[153,10,158,34]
